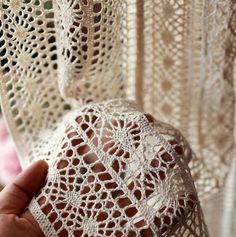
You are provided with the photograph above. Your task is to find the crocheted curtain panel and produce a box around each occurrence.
[0,0,235,236]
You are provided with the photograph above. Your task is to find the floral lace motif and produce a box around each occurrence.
[29,100,208,237]
[2,0,235,236]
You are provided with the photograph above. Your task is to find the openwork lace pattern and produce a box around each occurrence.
[0,0,235,236]
[29,100,208,237]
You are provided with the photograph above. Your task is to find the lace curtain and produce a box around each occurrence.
[0,0,235,236]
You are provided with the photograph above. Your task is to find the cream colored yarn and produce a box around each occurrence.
[28,100,208,236]
[0,0,235,236]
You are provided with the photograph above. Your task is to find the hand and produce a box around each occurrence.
[0,160,48,237]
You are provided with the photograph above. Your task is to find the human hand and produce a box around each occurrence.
[0,160,48,237]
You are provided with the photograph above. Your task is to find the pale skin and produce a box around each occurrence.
[0,160,48,237]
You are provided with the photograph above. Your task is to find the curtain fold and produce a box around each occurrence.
[0,0,235,236]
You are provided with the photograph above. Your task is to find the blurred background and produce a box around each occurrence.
[0,107,22,191]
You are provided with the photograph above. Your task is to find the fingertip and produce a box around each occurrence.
[0,160,49,215]
[34,160,49,171]
[30,160,48,175]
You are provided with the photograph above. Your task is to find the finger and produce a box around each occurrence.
[0,160,48,215]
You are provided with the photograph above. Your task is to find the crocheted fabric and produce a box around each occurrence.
[28,100,208,237]
[0,0,235,236]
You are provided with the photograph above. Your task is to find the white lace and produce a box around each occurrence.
[0,0,235,236]
[28,100,208,236]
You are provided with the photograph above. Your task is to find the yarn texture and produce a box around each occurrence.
[0,0,235,236]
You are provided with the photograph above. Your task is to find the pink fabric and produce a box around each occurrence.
[0,118,21,185]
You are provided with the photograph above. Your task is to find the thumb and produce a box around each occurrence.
[0,160,48,215]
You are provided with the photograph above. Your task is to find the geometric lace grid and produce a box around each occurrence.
[141,0,235,200]
[2,0,235,236]
[29,101,208,237]
[0,1,234,199]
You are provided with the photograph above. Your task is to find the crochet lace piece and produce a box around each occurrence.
[0,0,235,236]
[28,100,208,237]
[140,0,235,199]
